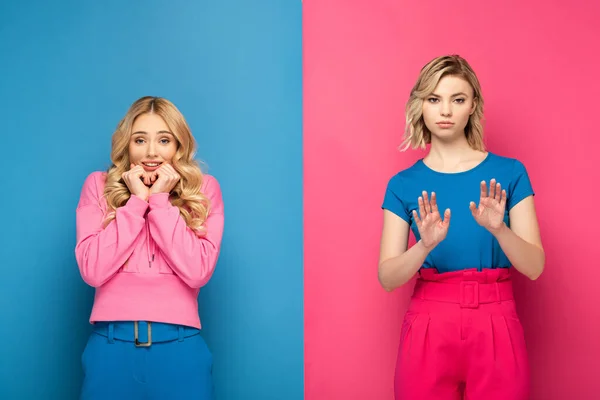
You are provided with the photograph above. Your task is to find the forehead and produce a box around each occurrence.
[131,113,170,132]
[433,75,473,95]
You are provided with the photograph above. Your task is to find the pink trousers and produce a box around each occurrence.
[394,268,530,400]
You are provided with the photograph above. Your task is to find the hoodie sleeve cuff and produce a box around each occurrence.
[124,194,149,215]
[148,193,172,209]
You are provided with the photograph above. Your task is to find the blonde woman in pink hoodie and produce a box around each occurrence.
[75,96,224,399]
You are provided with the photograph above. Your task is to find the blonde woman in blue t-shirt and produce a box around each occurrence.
[379,55,544,400]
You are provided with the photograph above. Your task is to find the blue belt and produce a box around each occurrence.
[92,321,200,347]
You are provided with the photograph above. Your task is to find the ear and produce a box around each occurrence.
[470,97,478,115]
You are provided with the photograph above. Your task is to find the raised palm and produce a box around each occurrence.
[412,191,451,250]
[470,179,506,232]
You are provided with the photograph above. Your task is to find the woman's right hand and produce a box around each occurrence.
[412,191,451,250]
[122,164,149,201]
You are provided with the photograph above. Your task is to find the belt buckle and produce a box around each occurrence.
[459,281,479,308]
[134,321,152,347]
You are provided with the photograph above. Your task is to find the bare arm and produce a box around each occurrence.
[491,196,545,280]
[378,211,429,291]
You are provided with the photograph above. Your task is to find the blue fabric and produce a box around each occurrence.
[382,152,534,273]
[80,321,213,400]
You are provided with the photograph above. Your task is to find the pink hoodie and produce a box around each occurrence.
[75,171,224,329]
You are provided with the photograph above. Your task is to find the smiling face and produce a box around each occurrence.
[421,75,477,142]
[128,113,178,172]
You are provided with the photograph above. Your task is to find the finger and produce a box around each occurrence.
[500,189,507,209]
[430,192,439,214]
[133,166,145,177]
[469,201,477,214]
[489,179,496,198]
[412,209,421,226]
[480,181,487,199]
[163,165,177,182]
[443,208,451,227]
[423,191,431,214]
[163,163,174,172]
[418,196,426,219]
[495,182,502,202]
[146,172,154,185]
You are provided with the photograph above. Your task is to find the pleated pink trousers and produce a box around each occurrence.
[394,268,530,400]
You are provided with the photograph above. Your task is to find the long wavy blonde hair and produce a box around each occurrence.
[400,55,485,151]
[103,96,210,233]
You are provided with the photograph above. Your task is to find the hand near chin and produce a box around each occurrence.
[122,164,150,201]
[149,164,180,195]
[141,170,158,187]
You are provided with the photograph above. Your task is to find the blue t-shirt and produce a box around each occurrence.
[382,152,534,273]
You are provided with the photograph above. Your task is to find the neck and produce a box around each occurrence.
[425,133,485,167]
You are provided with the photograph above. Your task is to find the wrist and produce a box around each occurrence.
[148,192,171,208]
[488,222,508,237]
[133,193,148,202]
[417,240,436,253]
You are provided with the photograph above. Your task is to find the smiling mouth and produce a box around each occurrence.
[142,162,162,167]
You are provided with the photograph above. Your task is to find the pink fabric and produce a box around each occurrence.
[395,269,529,400]
[75,171,224,329]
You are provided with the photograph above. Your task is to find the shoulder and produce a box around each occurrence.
[386,161,424,188]
[487,152,527,169]
[201,174,221,192]
[77,171,108,208]
[81,171,107,194]
[484,153,529,178]
[201,174,224,209]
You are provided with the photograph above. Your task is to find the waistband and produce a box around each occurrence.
[413,268,514,308]
[92,321,200,347]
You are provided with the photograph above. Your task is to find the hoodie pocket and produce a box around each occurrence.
[118,240,144,273]
[157,251,175,275]
[118,254,140,273]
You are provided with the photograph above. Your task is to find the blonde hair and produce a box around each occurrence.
[103,96,210,233]
[400,55,485,151]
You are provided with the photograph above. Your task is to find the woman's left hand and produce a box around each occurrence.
[149,164,181,195]
[469,179,507,233]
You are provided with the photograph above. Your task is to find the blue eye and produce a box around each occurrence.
[135,138,145,144]
[160,139,170,145]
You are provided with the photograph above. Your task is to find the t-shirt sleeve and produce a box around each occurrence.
[507,159,535,210]
[382,175,411,223]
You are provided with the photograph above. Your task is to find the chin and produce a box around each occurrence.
[431,130,459,140]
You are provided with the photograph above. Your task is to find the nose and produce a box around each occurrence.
[147,141,157,158]
[440,101,452,117]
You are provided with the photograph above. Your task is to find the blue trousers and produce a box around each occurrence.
[80,321,213,400]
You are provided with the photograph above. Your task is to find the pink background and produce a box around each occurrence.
[304,1,600,399]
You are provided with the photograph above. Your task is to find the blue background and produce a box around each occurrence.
[0,1,303,399]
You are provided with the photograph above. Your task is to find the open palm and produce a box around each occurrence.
[470,179,506,232]
[413,191,451,250]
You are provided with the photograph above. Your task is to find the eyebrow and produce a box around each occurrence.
[429,92,468,98]
[132,130,173,135]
